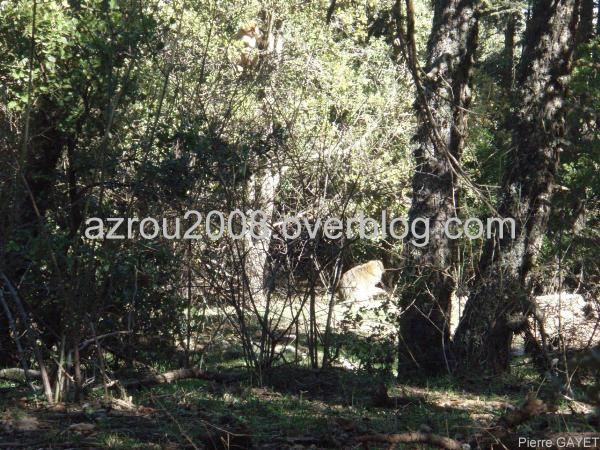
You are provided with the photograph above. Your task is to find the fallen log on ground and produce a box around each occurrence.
[120,368,234,389]
[354,432,463,449]
[0,368,42,383]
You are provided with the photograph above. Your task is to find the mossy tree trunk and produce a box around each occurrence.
[398,0,479,374]
[453,0,581,374]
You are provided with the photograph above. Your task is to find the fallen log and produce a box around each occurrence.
[354,432,463,449]
[120,368,228,389]
[0,368,42,383]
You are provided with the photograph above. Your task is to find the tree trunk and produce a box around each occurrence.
[243,168,280,305]
[398,0,479,374]
[577,0,594,42]
[0,329,17,367]
[503,12,517,90]
[242,166,282,374]
[597,0,600,35]
[453,0,581,374]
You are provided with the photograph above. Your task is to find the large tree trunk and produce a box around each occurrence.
[453,0,581,374]
[398,0,479,374]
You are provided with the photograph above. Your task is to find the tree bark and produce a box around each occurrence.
[453,0,581,374]
[326,0,337,24]
[503,12,517,90]
[597,0,600,35]
[240,165,283,374]
[577,0,595,42]
[398,0,479,374]
[243,168,280,306]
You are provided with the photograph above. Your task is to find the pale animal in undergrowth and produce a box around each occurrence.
[335,260,393,335]
[337,260,388,304]
[233,20,284,72]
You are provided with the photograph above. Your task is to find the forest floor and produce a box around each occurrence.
[0,359,597,449]
[0,295,597,448]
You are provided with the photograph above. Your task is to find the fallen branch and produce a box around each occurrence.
[354,432,463,449]
[120,368,224,389]
[0,368,42,383]
[79,331,132,351]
